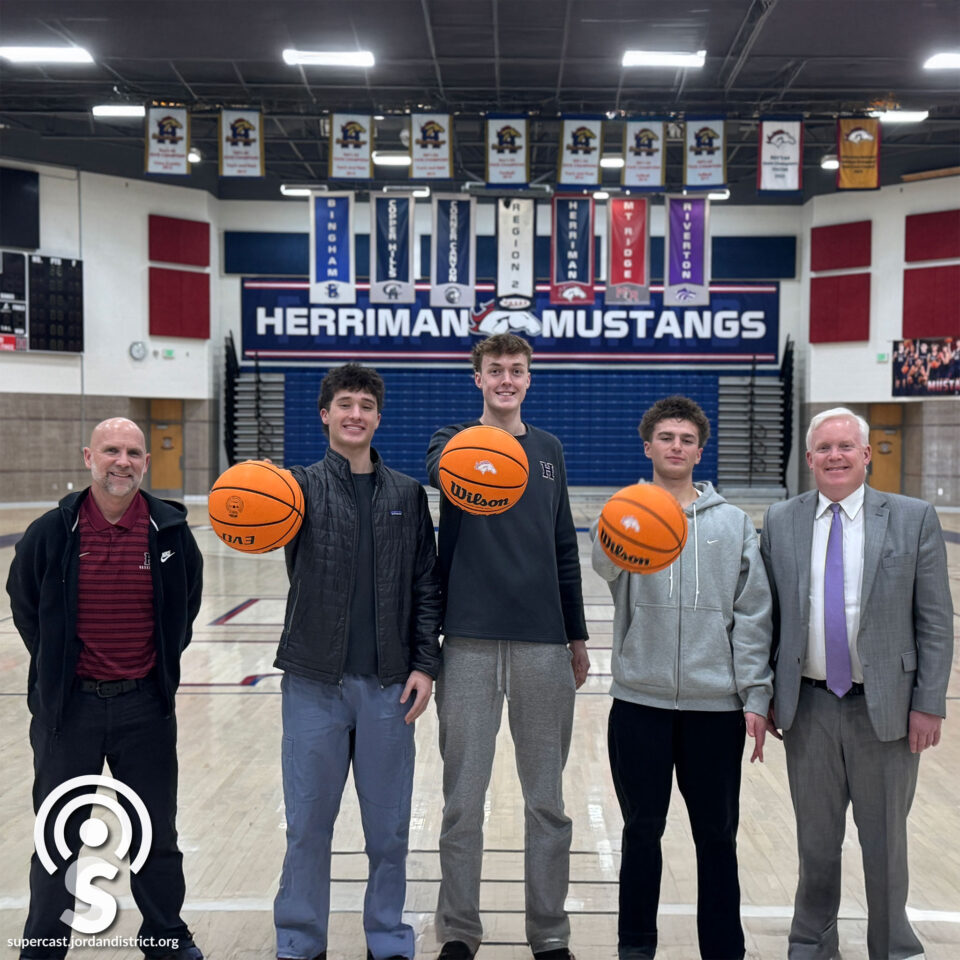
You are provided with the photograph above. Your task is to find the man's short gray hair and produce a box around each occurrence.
[805,407,870,451]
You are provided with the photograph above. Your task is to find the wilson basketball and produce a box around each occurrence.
[208,460,304,553]
[597,482,688,574]
[438,425,529,516]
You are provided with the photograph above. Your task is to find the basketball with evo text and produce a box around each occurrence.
[598,482,687,573]
[438,425,529,516]
[209,460,304,553]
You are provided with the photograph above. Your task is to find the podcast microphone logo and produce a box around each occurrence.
[34,774,153,934]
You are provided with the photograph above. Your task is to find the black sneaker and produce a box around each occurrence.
[533,950,576,960]
[438,942,476,960]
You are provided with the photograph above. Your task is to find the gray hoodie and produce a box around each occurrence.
[591,481,773,715]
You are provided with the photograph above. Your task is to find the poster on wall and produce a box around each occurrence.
[622,119,666,190]
[411,112,453,179]
[309,191,355,304]
[369,195,415,303]
[892,338,959,396]
[556,116,603,187]
[486,115,529,185]
[0,250,28,351]
[218,109,264,178]
[145,107,189,175]
[329,113,373,179]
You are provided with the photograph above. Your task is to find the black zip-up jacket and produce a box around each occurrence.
[5,488,203,731]
[274,446,441,685]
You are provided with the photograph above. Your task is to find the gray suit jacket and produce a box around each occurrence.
[760,486,953,741]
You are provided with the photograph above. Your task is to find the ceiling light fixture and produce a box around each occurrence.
[372,152,412,167]
[870,109,929,123]
[0,45,94,63]
[821,154,840,171]
[622,49,706,68]
[593,191,610,200]
[412,187,431,198]
[707,189,730,201]
[600,157,625,168]
[92,104,146,118]
[923,52,960,70]
[280,184,313,197]
[187,147,202,163]
[282,49,374,67]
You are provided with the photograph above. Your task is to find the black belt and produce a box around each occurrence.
[78,677,144,698]
[801,676,865,696]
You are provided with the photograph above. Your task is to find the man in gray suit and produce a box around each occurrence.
[760,407,953,960]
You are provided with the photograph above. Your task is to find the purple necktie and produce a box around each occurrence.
[824,502,852,698]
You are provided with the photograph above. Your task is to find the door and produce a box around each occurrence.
[149,399,184,497]
[868,403,902,494]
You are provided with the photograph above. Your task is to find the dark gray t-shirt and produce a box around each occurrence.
[344,471,377,675]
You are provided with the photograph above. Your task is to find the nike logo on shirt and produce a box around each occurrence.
[160,550,175,563]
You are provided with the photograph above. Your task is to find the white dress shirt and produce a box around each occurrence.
[805,484,865,682]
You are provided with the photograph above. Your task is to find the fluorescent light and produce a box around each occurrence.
[593,191,610,200]
[372,152,411,166]
[923,52,960,70]
[0,45,93,63]
[187,147,202,163]
[707,189,730,201]
[622,49,706,68]
[412,187,431,198]
[600,156,625,168]
[821,154,839,171]
[282,49,374,67]
[870,109,929,124]
[92,104,145,118]
[280,184,312,197]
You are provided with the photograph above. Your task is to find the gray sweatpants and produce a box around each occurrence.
[435,636,577,954]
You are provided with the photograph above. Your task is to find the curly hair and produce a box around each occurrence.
[638,395,710,446]
[317,363,385,437]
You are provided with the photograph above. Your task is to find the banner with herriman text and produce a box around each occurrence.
[550,196,595,304]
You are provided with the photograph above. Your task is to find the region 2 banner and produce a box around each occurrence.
[664,195,711,307]
[557,116,602,187]
[411,112,453,179]
[486,115,529,186]
[622,119,666,190]
[497,197,535,309]
[218,109,264,178]
[757,118,803,193]
[145,107,189,175]
[309,192,355,304]
[837,117,880,190]
[370,196,415,304]
[329,113,373,179]
[430,194,476,308]
[607,197,650,305]
[683,117,726,189]
[550,196,594,304]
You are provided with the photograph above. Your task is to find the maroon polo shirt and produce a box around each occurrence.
[74,491,157,681]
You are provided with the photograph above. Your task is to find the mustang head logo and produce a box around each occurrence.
[474,460,497,475]
[621,515,641,533]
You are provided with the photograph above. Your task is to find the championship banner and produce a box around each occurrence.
[664,195,710,307]
[496,198,535,309]
[550,196,594,304]
[557,116,603,187]
[370,196,415,304]
[430,194,476,308]
[329,113,373,179]
[486,115,528,186]
[622,119,666,190]
[683,117,726,189]
[607,197,651,305]
[837,117,880,190]
[309,192,355,304]
[411,112,453,179]
[218,109,264,178]
[145,107,189,175]
[757,118,803,193]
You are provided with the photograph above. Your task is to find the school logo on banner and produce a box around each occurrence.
[145,107,189,175]
[623,120,666,190]
[370,196,415,304]
[219,110,264,178]
[607,197,651,305]
[430,194,476,308]
[496,198,535,309]
[664,195,711,307]
[330,113,373,179]
[550,196,594,304]
[411,113,453,179]
[486,115,529,185]
[757,118,803,193]
[557,117,603,187]
[309,192,355,304]
[837,117,880,190]
[684,118,726,189]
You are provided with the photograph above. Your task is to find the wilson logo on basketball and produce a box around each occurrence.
[226,495,244,518]
[599,524,651,568]
[621,515,641,532]
[448,481,508,509]
[474,460,497,475]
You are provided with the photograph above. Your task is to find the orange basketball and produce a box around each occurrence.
[208,460,304,553]
[438,425,529,516]
[597,483,688,574]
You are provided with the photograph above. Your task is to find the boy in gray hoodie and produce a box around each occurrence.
[591,396,773,960]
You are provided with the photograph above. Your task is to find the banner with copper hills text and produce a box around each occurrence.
[370,196,415,304]
[218,109,264,178]
[310,192,355,304]
[430,194,476,308]
[557,116,603,187]
[411,112,453,179]
[550,196,595,304]
[664,195,711,307]
[607,196,651,305]
[757,118,803,193]
[837,117,880,189]
[684,117,726,189]
[145,107,189,175]
[623,119,666,190]
[486,115,529,185]
[496,198,535,309]
[329,113,373,179]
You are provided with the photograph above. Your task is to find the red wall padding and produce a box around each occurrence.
[149,267,210,339]
[809,273,871,342]
[148,214,210,267]
[810,220,872,272]
[904,209,960,263]
[902,264,960,337]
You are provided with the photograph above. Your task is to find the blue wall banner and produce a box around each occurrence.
[550,196,595,304]
[370,196,415,303]
[241,279,779,364]
[309,192,356,304]
[430,194,476,308]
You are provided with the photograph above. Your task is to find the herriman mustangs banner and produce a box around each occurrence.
[550,196,594,305]
[837,117,880,190]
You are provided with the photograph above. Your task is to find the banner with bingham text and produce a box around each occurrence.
[309,192,355,304]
